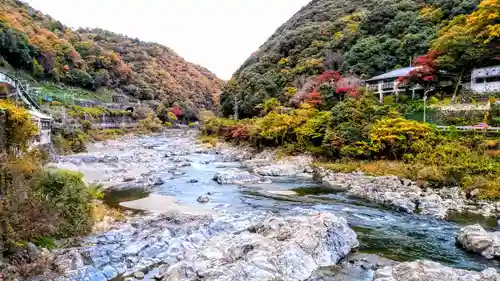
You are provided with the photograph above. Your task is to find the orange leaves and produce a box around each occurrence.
[302,90,323,106]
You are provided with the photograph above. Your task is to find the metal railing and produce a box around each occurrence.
[0,72,42,111]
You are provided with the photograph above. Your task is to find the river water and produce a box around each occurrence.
[54,130,500,279]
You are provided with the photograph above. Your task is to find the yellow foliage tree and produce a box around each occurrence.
[0,100,38,153]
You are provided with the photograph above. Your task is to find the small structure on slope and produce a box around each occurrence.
[0,71,52,147]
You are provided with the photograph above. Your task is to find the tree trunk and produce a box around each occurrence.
[451,70,465,103]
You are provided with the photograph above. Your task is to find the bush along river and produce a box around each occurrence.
[46,129,500,281]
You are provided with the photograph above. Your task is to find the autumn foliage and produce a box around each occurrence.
[397,51,441,89]
[169,105,184,118]
[0,0,223,112]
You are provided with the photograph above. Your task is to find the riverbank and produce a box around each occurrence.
[214,141,500,221]
[20,130,500,281]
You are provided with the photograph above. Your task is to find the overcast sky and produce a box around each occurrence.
[25,0,311,80]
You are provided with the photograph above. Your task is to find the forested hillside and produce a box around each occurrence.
[222,0,498,117]
[0,0,223,112]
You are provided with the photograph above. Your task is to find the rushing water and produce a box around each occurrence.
[59,131,500,276]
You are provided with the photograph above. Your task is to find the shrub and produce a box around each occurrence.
[383,95,395,105]
[399,94,409,103]
[136,113,162,133]
[370,118,434,159]
[31,169,94,237]
[428,96,439,105]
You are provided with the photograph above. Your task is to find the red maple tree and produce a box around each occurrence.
[318,70,341,84]
[397,50,441,90]
[302,89,323,106]
[169,105,184,118]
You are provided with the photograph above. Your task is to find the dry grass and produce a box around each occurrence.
[318,160,413,178]
[90,201,126,232]
[197,135,218,147]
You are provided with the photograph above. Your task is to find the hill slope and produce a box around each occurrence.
[221,0,484,117]
[0,0,223,113]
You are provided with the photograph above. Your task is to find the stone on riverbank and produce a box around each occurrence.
[313,168,499,219]
[243,151,314,179]
[213,169,266,185]
[457,224,500,259]
[373,260,500,280]
[161,212,358,281]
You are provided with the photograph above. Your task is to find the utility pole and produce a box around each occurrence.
[233,94,239,120]
[423,88,434,123]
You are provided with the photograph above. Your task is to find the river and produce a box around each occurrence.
[52,130,500,280]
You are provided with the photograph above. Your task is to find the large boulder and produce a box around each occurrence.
[457,224,500,259]
[345,175,422,214]
[161,212,358,281]
[373,260,500,281]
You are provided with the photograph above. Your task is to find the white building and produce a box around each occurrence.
[28,110,52,147]
[470,65,500,93]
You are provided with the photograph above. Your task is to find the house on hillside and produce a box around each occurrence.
[366,65,500,101]
[28,110,52,148]
[468,65,500,93]
[365,67,424,102]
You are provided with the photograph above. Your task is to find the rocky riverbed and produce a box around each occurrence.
[42,130,500,281]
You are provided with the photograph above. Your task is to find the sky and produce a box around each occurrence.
[25,0,311,80]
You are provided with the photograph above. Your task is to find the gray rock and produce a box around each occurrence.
[26,242,39,257]
[101,265,118,280]
[134,271,145,279]
[457,224,500,259]
[373,260,500,281]
[213,170,264,185]
[123,176,135,182]
[197,196,210,203]
[419,194,448,219]
[306,253,398,281]
[153,177,165,186]
[161,212,358,281]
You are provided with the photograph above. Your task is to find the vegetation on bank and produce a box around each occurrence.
[202,93,500,199]
[0,100,122,278]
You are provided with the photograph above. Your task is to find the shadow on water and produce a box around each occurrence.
[292,186,337,196]
[447,211,498,229]
[103,187,150,211]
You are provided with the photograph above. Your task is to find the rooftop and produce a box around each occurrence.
[29,109,52,120]
[366,66,417,82]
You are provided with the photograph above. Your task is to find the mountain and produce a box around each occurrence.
[220,0,483,117]
[0,0,224,113]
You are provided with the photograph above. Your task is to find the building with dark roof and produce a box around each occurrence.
[365,66,423,102]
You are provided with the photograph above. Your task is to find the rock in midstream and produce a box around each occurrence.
[52,211,358,281]
[373,260,500,281]
[457,224,500,259]
[212,169,268,185]
[160,212,358,281]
